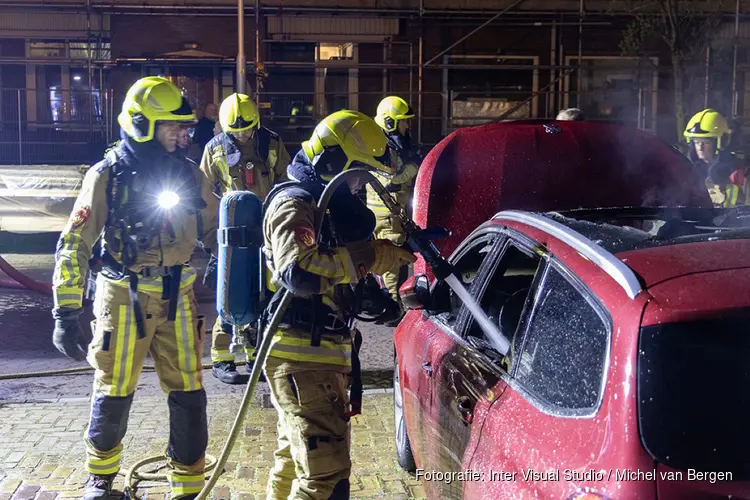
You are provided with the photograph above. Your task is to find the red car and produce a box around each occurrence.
[394,207,750,500]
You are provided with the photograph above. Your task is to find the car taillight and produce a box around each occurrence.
[567,490,611,500]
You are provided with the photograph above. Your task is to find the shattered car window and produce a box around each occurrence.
[514,267,609,412]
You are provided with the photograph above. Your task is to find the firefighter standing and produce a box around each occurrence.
[51,77,212,499]
[684,108,747,207]
[365,96,422,326]
[263,110,416,499]
[200,92,291,384]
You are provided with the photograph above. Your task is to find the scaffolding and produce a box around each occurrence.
[1,0,749,162]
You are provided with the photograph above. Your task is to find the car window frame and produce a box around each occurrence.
[506,257,613,419]
[428,226,506,341]
[428,227,549,382]
[456,231,548,348]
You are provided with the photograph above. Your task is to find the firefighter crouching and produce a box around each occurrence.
[684,108,747,207]
[262,110,416,499]
[51,77,213,500]
[200,92,291,385]
[366,96,422,326]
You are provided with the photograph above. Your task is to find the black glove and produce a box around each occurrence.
[203,252,218,290]
[385,183,402,193]
[52,308,87,361]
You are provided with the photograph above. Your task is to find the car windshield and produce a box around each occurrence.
[638,311,750,479]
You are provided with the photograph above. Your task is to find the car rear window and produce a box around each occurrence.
[638,312,750,479]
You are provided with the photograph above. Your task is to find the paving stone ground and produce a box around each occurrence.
[0,235,421,499]
[0,391,425,500]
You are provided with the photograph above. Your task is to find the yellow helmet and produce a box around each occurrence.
[302,110,393,180]
[219,93,260,133]
[117,76,195,143]
[375,96,415,133]
[684,109,731,150]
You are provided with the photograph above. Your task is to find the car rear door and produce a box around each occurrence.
[466,258,613,499]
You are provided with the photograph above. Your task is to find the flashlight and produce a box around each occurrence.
[158,191,180,209]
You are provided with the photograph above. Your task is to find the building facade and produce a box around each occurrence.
[1,0,748,164]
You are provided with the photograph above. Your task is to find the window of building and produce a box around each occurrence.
[28,40,111,60]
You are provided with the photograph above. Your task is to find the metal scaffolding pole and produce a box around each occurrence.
[255,0,261,98]
[87,0,94,136]
[422,0,526,67]
[237,0,246,94]
[704,44,711,109]
[577,0,584,106]
[418,0,423,145]
[732,0,740,116]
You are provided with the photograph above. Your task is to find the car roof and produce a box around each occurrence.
[413,120,712,262]
[489,208,750,296]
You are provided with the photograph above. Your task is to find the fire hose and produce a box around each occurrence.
[0,254,53,295]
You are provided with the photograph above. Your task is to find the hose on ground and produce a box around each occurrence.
[0,254,52,295]
[0,361,248,381]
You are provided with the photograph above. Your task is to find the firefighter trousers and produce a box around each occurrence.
[210,316,257,364]
[373,213,407,301]
[85,274,207,498]
[265,357,352,500]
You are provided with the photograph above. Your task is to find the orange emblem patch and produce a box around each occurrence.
[70,206,91,228]
[295,226,316,248]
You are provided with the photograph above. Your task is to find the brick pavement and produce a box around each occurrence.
[0,391,425,500]
[0,246,423,498]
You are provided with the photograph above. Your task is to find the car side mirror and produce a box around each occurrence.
[399,274,431,310]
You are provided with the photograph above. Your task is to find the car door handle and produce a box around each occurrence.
[456,396,474,425]
[421,361,433,376]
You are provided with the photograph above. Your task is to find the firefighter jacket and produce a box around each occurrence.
[366,132,421,215]
[200,128,290,250]
[52,135,214,313]
[688,149,747,208]
[261,150,376,373]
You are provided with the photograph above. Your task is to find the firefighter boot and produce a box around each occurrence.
[83,473,116,500]
[212,361,249,385]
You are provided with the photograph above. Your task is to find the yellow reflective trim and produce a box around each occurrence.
[169,472,205,495]
[88,453,120,466]
[273,335,352,352]
[111,304,136,397]
[87,463,119,475]
[270,333,352,366]
[176,295,199,391]
[211,348,235,362]
[54,287,84,309]
[727,185,739,207]
[59,234,71,282]
[269,349,351,366]
[269,149,278,169]
[106,270,197,293]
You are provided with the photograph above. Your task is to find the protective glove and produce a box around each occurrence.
[347,240,416,277]
[52,308,88,361]
[203,251,218,290]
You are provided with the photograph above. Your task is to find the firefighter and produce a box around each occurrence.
[684,108,747,207]
[366,96,422,326]
[263,110,416,499]
[200,92,291,385]
[51,77,212,499]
